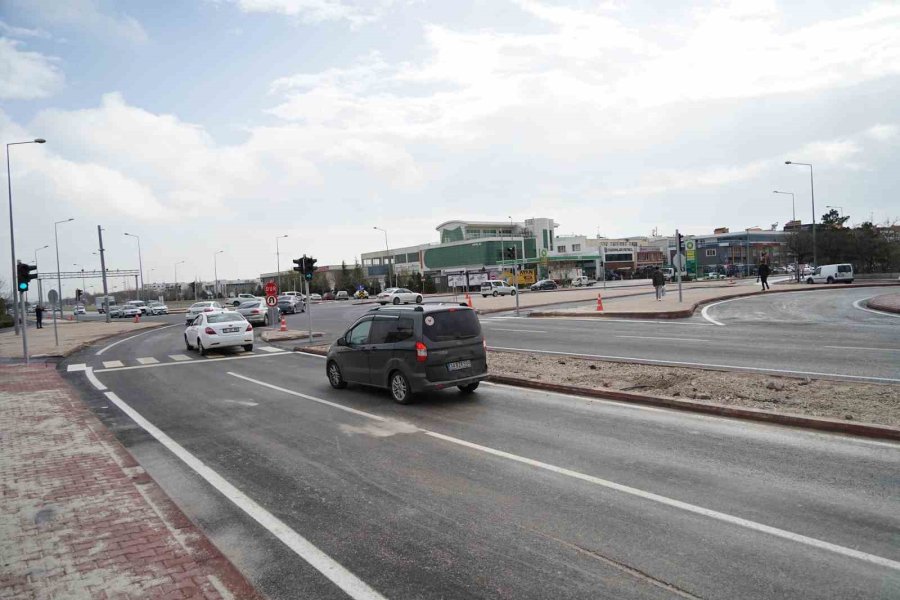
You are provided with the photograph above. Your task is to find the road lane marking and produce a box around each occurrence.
[825,345,900,352]
[527,317,707,326]
[168,354,193,362]
[102,360,124,368]
[136,357,160,364]
[615,336,708,342]
[852,297,900,319]
[99,391,387,600]
[85,367,107,391]
[487,346,900,384]
[482,327,548,333]
[93,350,296,373]
[699,296,751,326]
[67,363,86,372]
[258,346,284,353]
[225,371,900,572]
[95,324,180,356]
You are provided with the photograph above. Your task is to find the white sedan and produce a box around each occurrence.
[376,287,423,305]
[184,311,254,355]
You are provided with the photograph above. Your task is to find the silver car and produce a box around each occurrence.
[185,301,223,324]
[236,299,270,326]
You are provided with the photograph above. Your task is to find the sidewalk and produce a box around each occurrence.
[0,365,260,599]
[0,320,163,359]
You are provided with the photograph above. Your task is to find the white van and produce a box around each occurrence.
[806,263,854,284]
[480,280,517,297]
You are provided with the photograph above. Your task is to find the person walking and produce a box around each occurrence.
[758,261,770,291]
[34,304,44,329]
[652,267,666,301]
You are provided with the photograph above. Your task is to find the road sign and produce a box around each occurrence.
[264,281,278,297]
[265,295,277,307]
[48,289,59,304]
[673,254,686,269]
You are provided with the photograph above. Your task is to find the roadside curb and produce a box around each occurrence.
[291,347,899,441]
[528,282,900,319]
[2,322,167,361]
[486,374,900,442]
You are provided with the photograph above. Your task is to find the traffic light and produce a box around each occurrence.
[75,288,83,302]
[292,257,305,273]
[504,246,516,260]
[304,256,317,281]
[16,262,37,292]
[676,232,685,253]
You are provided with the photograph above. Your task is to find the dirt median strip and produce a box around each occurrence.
[293,346,900,440]
[867,293,900,315]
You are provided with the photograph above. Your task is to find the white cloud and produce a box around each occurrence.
[229,0,397,26]
[865,124,898,142]
[10,0,148,43]
[0,37,64,99]
[0,21,52,40]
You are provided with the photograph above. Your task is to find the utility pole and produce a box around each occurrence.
[676,230,683,303]
[98,226,110,323]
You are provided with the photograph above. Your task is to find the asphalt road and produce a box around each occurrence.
[60,287,900,599]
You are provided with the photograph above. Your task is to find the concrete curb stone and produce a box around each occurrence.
[866,293,900,315]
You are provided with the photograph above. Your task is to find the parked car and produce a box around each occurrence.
[237,299,270,325]
[184,311,253,355]
[376,287,423,305]
[310,293,323,302]
[125,300,149,315]
[480,280,517,297]
[108,305,124,318]
[335,291,350,301]
[323,292,335,301]
[277,295,305,314]
[147,301,168,315]
[326,304,487,404]
[227,293,257,308]
[354,290,370,299]
[530,280,558,291]
[185,301,223,324]
[805,263,854,284]
[118,304,142,318]
[571,276,595,287]
[74,304,86,315]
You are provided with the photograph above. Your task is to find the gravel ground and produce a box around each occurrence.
[488,351,900,427]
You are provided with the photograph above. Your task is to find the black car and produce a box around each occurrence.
[530,279,558,291]
[325,304,488,404]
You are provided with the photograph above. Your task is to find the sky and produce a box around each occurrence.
[1,0,899,296]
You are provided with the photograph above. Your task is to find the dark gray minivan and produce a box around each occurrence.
[326,304,488,404]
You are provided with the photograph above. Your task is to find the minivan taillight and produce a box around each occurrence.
[204,327,216,335]
[415,341,427,362]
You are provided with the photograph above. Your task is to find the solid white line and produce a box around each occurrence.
[227,372,900,572]
[699,296,751,326]
[168,354,193,362]
[852,297,900,319]
[483,327,548,333]
[102,360,124,369]
[95,324,179,356]
[67,363,86,372]
[94,350,296,373]
[615,335,708,342]
[136,357,160,365]
[528,317,707,326]
[487,346,900,384]
[84,367,107,391]
[100,391,386,600]
[825,345,900,352]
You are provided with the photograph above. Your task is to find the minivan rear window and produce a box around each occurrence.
[423,310,481,341]
[837,265,852,273]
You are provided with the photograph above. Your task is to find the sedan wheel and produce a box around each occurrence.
[184,335,192,350]
[327,361,347,389]
[415,295,423,304]
[390,371,413,404]
[263,313,269,326]
[197,340,206,356]
[393,297,400,305]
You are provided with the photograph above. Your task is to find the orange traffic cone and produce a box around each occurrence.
[134,313,141,323]
[596,294,604,312]
[280,316,287,332]
[466,293,473,308]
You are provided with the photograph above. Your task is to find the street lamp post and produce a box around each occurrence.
[6,137,46,338]
[213,250,224,298]
[174,260,185,301]
[275,234,288,291]
[53,217,74,346]
[124,232,144,301]
[373,227,394,287]
[34,245,49,306]
[773,190,795,221]
[785,161,816,267]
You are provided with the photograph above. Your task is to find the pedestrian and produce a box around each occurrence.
[34,304,44,329]
[758,261,770,291]
[651,267,666,301]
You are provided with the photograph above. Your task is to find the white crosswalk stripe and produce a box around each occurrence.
[102,360,124,369]
[168,354,193,362]
[136,357,159,365]
[258,346,284,353]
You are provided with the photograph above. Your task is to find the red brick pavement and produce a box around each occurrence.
[0,365,262,599]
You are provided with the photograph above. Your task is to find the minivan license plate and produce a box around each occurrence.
[447,360,472,372]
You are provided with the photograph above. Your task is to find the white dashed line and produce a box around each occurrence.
[136,357,160,365]
[168,354,193,362]
[102,360,124,369]
[616,335,708,342]
[258,346,284,353]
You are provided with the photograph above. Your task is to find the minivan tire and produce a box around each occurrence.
[458,382,479,393]
[327,361,347,389]
[511,290,516,296]
[826,277,834,284]
[806,278,814,284]
[492,290,498,297]
[389,371,413,404]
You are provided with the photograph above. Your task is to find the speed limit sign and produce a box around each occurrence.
[265,295,277,307]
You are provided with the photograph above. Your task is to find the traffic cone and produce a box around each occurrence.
[280,316,287,332]
[596,294,604,312]
[134,313,140,323]
[466,293,473,308]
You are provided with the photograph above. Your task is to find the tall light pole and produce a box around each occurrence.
[213,250,224,298]
[373,227,394,287]
[773,190,795,221]
[785,161,816,267]
[174,260,185,301]
[7,137,46,336]
[124,232,144,301]
[53,217,74,346]
[34,245,49,305]
[275,234,288,291]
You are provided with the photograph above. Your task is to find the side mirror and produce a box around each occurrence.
[336,338,347,347]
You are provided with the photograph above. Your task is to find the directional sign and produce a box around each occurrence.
[265,295,278,307]
[673,254,686,269]
[48,289,59,304]
[264,281,278,298]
